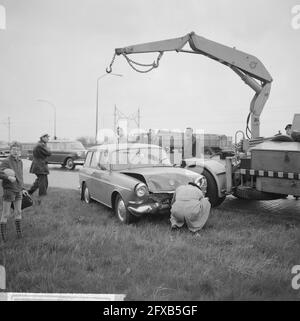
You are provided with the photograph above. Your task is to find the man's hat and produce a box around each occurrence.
[40,133,50,138]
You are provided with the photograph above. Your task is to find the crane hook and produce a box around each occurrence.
[106,53,116,74]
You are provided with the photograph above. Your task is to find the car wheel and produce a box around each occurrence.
[202,169,225,207]
[114,194,133,224]
[83,184,91,204]
[65,158,75,170]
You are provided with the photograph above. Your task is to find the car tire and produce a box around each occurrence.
[114,194,134,224]
[82,183,91,204]
[65,157,75,170]
[202,169,225,207]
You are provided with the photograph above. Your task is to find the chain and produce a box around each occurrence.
[106,51,164,74]
[123,52,163,73]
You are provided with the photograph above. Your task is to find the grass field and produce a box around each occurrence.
[1,187,300,300]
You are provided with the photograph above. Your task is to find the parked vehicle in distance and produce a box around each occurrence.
[79,143,207,224]
[21,142,36,158]
[0,142,10,158]
[28,140,87,170]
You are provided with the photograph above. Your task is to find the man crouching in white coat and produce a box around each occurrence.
[170,182,211,233]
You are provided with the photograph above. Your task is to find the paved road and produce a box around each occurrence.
[22,159,80,190]
[2,160,300,216]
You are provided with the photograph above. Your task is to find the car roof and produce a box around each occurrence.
[87,143,162,152]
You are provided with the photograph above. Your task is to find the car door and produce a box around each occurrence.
[81,151,94,192]
[96,150,115,206]
[48,142,62,164]
[56,142,68,164]
[88,150,106,204]
[90,150,113,206]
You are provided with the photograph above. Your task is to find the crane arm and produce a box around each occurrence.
[113,32,273,138]
[115,33,190,55]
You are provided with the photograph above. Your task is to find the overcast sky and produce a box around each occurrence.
[0,0,299,142]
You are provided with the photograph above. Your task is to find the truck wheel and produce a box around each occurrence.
[114,194,134,224]
[65,158,75,170]
[202,169,225,207]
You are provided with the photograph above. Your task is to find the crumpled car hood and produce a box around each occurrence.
[120,166,200,192]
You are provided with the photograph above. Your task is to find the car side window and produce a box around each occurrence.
[84,152,92,167]
[65,143,70,150]
[50,142,60,151]
[59,143,67,151]
[98,150,110,170]
[90,151,100,168]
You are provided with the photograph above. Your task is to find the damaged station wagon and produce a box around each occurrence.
[79,143,207,224]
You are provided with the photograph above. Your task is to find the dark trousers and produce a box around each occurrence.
[28,174,48,196]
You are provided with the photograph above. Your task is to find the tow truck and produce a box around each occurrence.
[106,32,300,206]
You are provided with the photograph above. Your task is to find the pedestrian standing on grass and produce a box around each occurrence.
[0,142,28,241]
[28,134,51,204]
[170,182,211,234]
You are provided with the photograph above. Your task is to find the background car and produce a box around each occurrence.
[79,143,207,224]
[28,140,87,170]
[0,142,9,158]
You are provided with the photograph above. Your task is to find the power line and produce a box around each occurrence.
[114,105,141,130]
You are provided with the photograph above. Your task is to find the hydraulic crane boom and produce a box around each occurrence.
[110,32,273,139]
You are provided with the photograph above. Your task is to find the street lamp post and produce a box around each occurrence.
[36,99,57,139]
[96,73,123,144]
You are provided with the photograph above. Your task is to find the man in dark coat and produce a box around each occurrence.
[28,134,52,203]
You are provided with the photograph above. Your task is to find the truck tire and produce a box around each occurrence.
[202,169,225,207]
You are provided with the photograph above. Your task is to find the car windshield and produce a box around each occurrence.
[67,141,85,150]
[111,147,172,170]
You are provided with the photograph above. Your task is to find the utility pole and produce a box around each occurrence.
[114,106,141,132]
[7,117,10,143]
[114,105,117,133]
[96,73,123,144]
[36,99,57,139]
[138,108,141,130]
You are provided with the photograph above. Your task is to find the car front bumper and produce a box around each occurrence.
[127,201,170,216]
